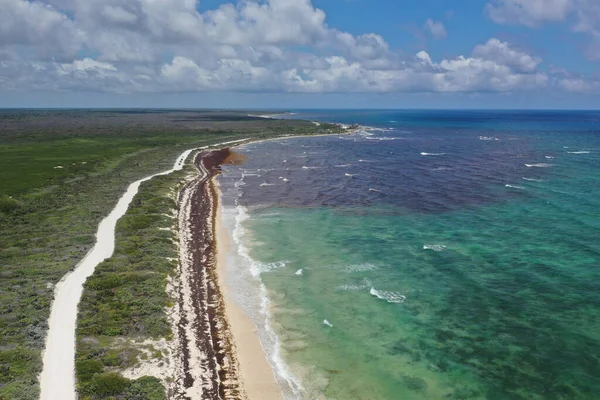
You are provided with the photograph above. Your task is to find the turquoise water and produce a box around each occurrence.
[220,111,600,399]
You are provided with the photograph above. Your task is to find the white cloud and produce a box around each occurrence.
[424,19,447,39]
[473,38,541,73]
[0,0,563,95]
[0,0,83,61]
[486,0,600,62]
[485,0,573,27]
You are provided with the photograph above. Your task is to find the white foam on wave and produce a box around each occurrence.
[505,184,525,190]
[256,261,288,274]
[323,320,334,328]
[369,188,381,192]
[368,127,395,132]
[358,159,369,162]
[522,177,543,182]
[230,205,303,395]
[568,151,591,154]
[260,183,276,187]
[334,164,351,167]
[525,163,553,168]
[295,269,303,276]
[302,166,320,170]
[370,288,406,304]
[337,278,372,291]
[365,136,397,141]
[545,156,555,159]
[337,263,378,273]
[421,152,445,156]
[345,173,355,178]
[423,244,446,252]
[479,136,499,141]
[278,177,290,182]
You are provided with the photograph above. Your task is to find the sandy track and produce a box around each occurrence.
[39,139,249,400]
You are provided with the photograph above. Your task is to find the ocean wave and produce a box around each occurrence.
[421,152,445,156]
[358,159,369,162]
[302,166,320,169]
[278,177,290,182]
[369,188,381,192]
[567,151,591,154]
[295,269,303,276]
[423,244,446,252]
[337,263,378,273]
[323,320,334,327]
[525,163,553,168]
[345,173,355,177]
[370,288,406,304]
[505,184,525,189]
[365,137,398,141]
[334,164,351,167]
[260,183,276,187]
[545,156,555,159]
[479,136,499,141]
[231,205,304,394]
[522,177,543,182]
[255,261,288,275]
[337,278,372,291]
[369,127,395,132]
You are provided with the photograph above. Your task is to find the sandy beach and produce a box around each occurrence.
[174,148,283,399]
[215,188,283,400]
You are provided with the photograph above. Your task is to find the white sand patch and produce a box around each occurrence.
[121,339,173,382]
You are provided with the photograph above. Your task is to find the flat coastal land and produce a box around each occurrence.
[0,109,351,399]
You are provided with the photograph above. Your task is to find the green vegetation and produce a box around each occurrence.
[0,109,341,399]
[76,170,185,399]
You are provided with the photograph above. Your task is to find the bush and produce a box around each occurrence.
[88,372,130,397]
[123,377,166,400]
[76,359,104,382]
[0,195,19,213]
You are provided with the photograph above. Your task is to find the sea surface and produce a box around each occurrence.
[218,110,600,400]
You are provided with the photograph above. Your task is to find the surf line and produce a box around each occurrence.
[39,139,249,400]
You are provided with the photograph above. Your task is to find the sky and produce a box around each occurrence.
[1,0,599,109]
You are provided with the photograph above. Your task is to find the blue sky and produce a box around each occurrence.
[1,0,599,108]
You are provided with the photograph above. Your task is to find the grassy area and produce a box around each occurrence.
[76,170,187,400]
[0,110,343,399]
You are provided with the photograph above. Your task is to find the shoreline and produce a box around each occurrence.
[192,128,367,399]
[214,182,283,400]
[174,147,286,399]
